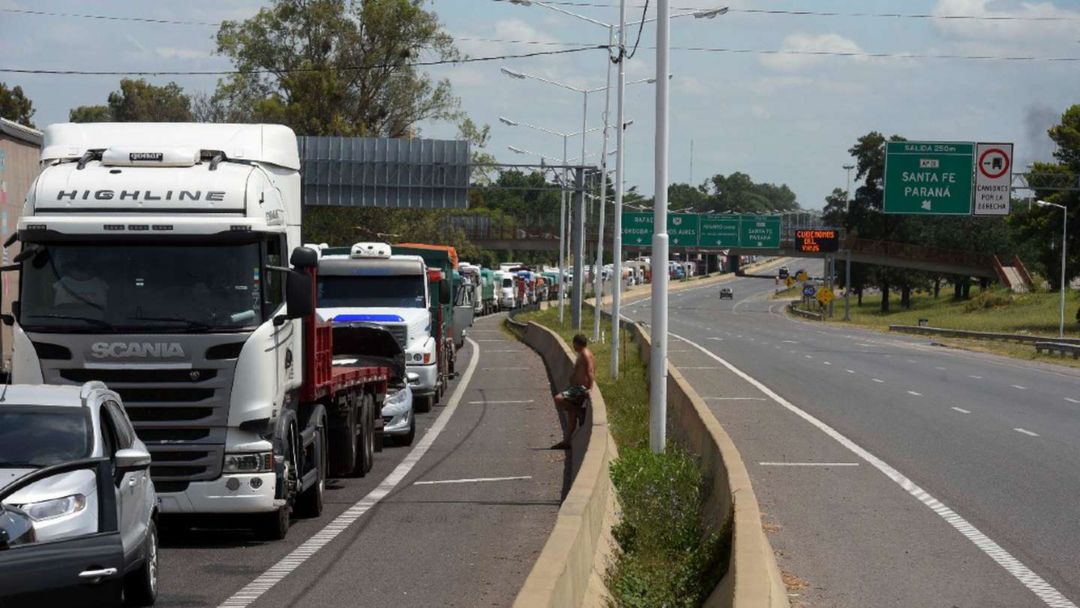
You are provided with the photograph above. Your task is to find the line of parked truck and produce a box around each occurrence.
[0,122,562,607]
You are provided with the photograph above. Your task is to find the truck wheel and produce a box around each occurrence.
[257,428,295,540]
[256,505,291,541]
[358,395,375,476]
[295,425,325,518]
[415,394,433,413]
[123,518,158,606]
[329,404,358,478]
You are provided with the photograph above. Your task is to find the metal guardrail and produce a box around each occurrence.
[1035,342,1080,359]
[890,325,1080,346]
[788,301,823,321]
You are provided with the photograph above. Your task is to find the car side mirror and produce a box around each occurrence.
[0,505,36,550]
[114,448,151,473]
[285,271,313,319]
[406,372,420,385]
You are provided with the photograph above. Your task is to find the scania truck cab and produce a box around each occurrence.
[6,123,392,540]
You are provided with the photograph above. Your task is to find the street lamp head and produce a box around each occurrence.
[1035,199,1053,208]
[500,67,527,79]
[498,116,519,126]
[507,145,526,154]
[694,7,729,19]
[623,119,635,129]
[508,0,532,5]
[843,164,855,170]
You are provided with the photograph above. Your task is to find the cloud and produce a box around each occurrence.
[758,33,866,72]
[155,47,210,60]
[931,0,1080,44]
[1023,104,1060,163]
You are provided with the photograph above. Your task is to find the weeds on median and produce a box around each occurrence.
[515,305,728,607]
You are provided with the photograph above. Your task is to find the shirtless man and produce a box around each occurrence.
[552,334,595,450]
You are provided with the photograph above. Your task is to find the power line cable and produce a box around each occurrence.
[0,46,607,76]
[624,0,649,60]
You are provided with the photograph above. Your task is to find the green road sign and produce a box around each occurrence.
[740,216,781,248]
[884,141,975,215]
[668,214,700,247]
[622,212,654,246]
[699,216,741,248]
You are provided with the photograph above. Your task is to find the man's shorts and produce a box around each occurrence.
[558,385,590,408]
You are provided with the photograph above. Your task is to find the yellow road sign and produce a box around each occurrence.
[785,276,796,288]
[817,287,834,306]
[796,271,809,282]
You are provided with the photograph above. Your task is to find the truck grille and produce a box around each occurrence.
[38,339,240,486]
[384,324,408,349]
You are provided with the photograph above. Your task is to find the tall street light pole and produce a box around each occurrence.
[651,0,672,454]
[1037,200,1069,337]
[612,0,628,378]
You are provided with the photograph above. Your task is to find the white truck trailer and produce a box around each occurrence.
[4,123,395,540]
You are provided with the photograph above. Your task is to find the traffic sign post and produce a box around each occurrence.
[974,143,1013,216]
[817,286,834,307]
[884,141,975,215]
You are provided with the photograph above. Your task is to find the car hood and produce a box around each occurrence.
[2,468,97,506]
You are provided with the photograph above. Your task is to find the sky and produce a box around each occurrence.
[2,0,1079,209]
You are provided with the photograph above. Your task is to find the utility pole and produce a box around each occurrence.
[650,0,671,455]
[611,0,628,378]
[844,164,855,214]
[559,135,569,323]
[593,25,615,343]
[571,168,586,330]
[844,247,852,321]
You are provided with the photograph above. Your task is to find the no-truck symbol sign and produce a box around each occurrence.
[974,143,1013,216]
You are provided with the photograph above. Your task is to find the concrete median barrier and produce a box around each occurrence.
[512,321,619,608]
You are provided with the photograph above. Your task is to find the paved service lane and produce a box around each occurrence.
[155,313,564,607]
[624,260,1080,608]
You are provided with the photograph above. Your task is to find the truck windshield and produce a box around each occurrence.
[0,407,93,467]
[317,275,426,309]
[19,243,265,333]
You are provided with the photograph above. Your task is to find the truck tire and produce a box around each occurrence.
[256,505,291,541]
[295,425,325,518]
[257,426,296,540]
[358,395,375,476]
[415,394,433,413]
[328,403,358,478]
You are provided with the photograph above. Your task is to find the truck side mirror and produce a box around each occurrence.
[284,271,313,321]
[290,246,319,270]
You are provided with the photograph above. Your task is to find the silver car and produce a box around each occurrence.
[0,382,158,607]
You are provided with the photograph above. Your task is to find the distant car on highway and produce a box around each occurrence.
[778,266,789,279]
[719,287,734,300]
[0,382,159,607]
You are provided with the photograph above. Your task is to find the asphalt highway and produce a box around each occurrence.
[155,313,565,607]
[624,259,1080,608]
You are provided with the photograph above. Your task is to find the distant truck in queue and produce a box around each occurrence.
[315,242,444,413]
[392,243,474,354]
[6,122,398,540]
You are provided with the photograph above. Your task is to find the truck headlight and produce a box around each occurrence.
[223,452,273,474]
[21,494,87,521]
[411,353,423,362]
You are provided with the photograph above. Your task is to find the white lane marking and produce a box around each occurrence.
[707,337,724,341]
[804,355,814,360]
[872,378,885,383]
[673,331,1078,608]
[906,359,918,364]
[482,367,529,371]
[935,366,947,371]
[475,339,505,342]
[759,462,859,467]
[856,343,873,347]
[703,397,768,401]
[907,391,923,397]
[1012,385,1027,391]
[969,375,983,380]
[679,366,723,370]
[823,361,832,366]
[483,349,520,353]
[218,338,483,608]
[1066,398,1080,404]
[952,407,972,414]
[846,369,856,374]
[414,475,532,486]
[783,340,799,344]
[1014,428,1040,437]
[468,400,535,405]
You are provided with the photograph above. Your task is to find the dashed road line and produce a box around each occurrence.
[845,369,856,374]
[1011,385,1027,391]
[672,332,1077,608]
[1066,398,1080,404]
[1014,428,1040,437]
[759,462,859,467]
[217,338,482,608]
[969,375,983,380]
[952,407,972,414]
[872,378,885,383]
[468,400,535,405]
[907,391,923,397]
[703,397,768,401]
[414,475,532,486]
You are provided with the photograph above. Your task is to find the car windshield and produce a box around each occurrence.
[502,278,513,287]
[317,275,426,309]
[0,407,93,467]
[19,242,267,333]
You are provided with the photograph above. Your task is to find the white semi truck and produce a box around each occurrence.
[4,123,397,540]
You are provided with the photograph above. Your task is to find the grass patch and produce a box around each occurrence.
[515,305,728,607]
[805,287,1080,368]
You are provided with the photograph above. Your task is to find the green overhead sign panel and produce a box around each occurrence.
[621,212,781,248]
[884,141,975,215]
[668,214,700,247]
[740,216,781,248]
[699,216,741,248]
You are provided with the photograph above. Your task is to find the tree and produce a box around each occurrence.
[212,0,460,137]
[0,82,35,128]
[69,78,193,122]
